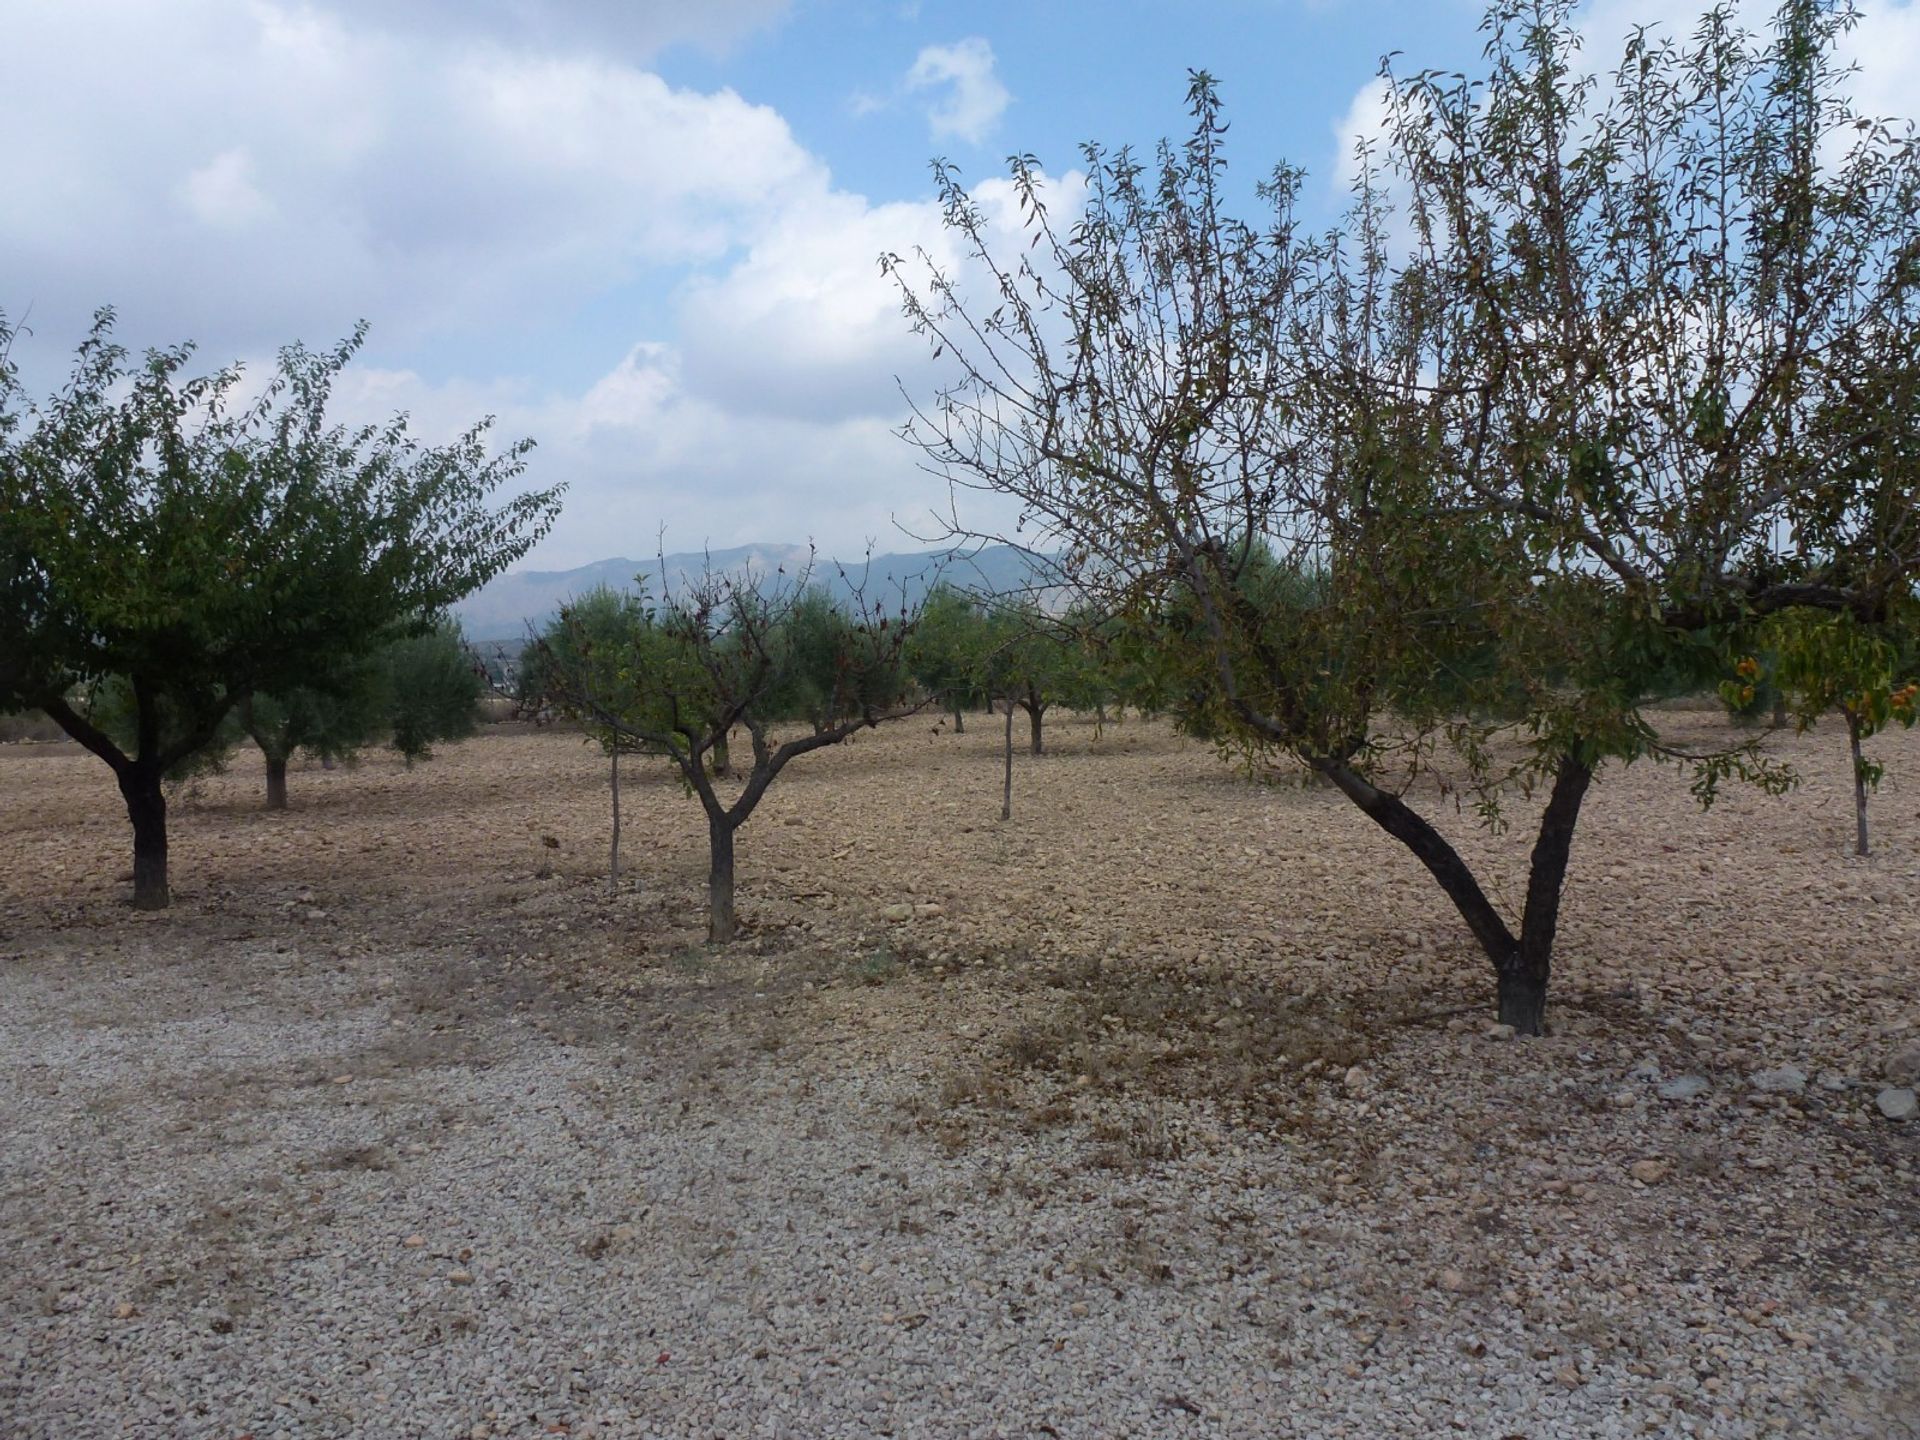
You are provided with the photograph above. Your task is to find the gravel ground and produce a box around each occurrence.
[2,715,1917,1438]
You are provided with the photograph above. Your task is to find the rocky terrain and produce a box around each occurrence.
[2,713,1916,1438]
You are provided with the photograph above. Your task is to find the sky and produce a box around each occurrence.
[4,0,1918,570]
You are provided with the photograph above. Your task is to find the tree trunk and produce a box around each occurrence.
[1771,694,1789,729]
[952,701,965,735]
[711,732,731,779]
[1001,699,1015,822]
[609,748,621,896]
[1848,711,1869,858]
[1026,701,1044,756]
[1319,747,1593,1037]
[708,817,737,943]
[264,755,288,811]
[1500,751,1595,1034]
[118,766,170,910]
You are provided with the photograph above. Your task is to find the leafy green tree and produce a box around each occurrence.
[239,658,387,809]
[0,310,560,907]
[1751,607,1919,856]
[537,564,922,942]
[518,586,655,892]
[890,4,1920,1032]
[769,586,905,734]
[384,620,484,764]
[904,584,992,731]
[981,601,1080,756]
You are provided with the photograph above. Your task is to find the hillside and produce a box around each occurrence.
[452,542,1052,642]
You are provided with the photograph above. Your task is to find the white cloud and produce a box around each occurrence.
[0,0,827,357]
[328,348,964,567]
[1330,75,1393,189]
[0,0,1054,566]
[903,38,1011,146]
[316,0,790,59]
[177,149,276,230]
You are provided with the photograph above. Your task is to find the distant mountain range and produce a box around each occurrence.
[452,542,1053,643]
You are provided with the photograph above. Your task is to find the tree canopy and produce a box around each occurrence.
[0,309,562,906]
[887,0,1920,1030]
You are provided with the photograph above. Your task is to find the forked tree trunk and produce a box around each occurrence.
[1320,748,1594,1035]
[118,765,170,910]
[708,817,737,943]
[1001,699,1015,822]
[265,755,289,810]
[1847,711,1870,858]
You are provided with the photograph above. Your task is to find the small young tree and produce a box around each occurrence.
[384,620,485,765]
[522,585,655,893]
[982,601,1078,756]
[0,311,560,907]
[538,563,922,942]
[904,584,992,731]
[1754,607,1919,856]
[240,660,386,809]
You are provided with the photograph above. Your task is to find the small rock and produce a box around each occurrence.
[1750,1066,1806,1095]
[112,1302,136,1320]
[1875,1087,1917,1122]
[448,1270,474,1286]
[1342,1065,1367,1093]
[1438,1268,1470,1293]
[1816,1071,1850,1092]
[914,902,945,919]
[1486,1023,1517,1041]
[1070,1302,1089,1318]
[1658,1075,1711,1101]
[1629,1159,1670,1185]
[1630,1058,1663,1082]
[401,1234,426,1248]
[1885,1046,1920,1088]
[879,903,914,923]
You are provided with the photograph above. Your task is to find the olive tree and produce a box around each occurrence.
[904,584,993,731]
[887,2,1920,1031]
[0,311,560,907]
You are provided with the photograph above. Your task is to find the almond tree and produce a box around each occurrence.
[536,562,923,942]
[1755,606,1919,855]
[887,2,1920,1031]
[0,311,560,907]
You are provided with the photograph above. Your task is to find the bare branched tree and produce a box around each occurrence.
[534,556,926,942]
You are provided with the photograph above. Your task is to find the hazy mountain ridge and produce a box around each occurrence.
[453,543,1052,642]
